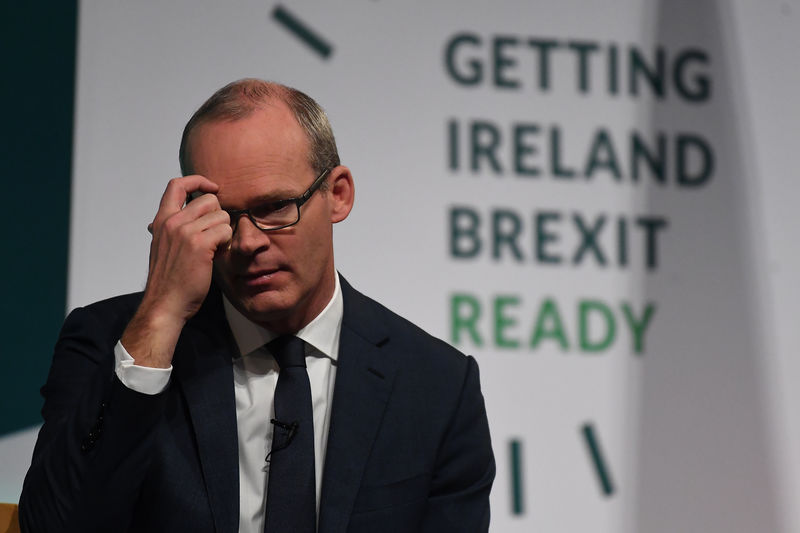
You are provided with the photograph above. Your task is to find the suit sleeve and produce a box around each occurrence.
[421,355,495,532]
[19,302,168,533]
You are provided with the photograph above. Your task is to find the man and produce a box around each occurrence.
[20,79,494,532]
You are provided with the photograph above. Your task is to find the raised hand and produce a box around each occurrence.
[121,175,232,368]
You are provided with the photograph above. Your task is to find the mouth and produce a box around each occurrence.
[238,268,285,288]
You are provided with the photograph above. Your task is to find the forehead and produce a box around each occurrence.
[187,102,313,202]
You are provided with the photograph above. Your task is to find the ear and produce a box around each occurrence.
[326,165,355,223]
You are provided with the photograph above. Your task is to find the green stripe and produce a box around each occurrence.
[272,5,333,59]
[581,423,615,496]
[1,2,77,436]
[510,439,524,514]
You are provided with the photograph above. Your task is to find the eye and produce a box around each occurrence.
[251,199,295,222]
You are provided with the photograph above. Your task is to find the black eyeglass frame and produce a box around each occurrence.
[219,167,333,234]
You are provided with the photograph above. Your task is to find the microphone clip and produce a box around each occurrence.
[266,418,299,463]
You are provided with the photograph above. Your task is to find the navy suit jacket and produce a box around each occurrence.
[20,277,495,532]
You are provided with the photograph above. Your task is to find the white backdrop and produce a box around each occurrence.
[3,1,800,532]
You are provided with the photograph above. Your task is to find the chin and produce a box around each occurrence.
[238,291,296,322]
[218,273,321,330]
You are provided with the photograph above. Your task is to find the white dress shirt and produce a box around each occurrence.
[114,276,343,533]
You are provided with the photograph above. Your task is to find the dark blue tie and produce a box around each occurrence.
[264,336,316,533]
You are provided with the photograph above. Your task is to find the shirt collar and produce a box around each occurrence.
[222,274,343,360]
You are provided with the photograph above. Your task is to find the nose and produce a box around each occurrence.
[230,215,271,255]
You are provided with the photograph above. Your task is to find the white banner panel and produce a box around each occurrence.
[34,1,799,531]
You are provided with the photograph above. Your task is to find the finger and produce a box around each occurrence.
[187,219,234,258]
[158,175,219,215]
[183,208,231,235]
[205,221,234,251]
[163,196,225,236]
[151,177,220,233]
[180,192,223,219]
[152,198,227,246]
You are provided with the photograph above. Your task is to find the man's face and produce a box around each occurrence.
[187,101,346,332]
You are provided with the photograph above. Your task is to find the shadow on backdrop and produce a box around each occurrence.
[633,1,783,532]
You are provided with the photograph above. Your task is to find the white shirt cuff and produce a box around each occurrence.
[114,340,172,395]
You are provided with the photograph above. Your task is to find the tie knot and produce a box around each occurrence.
[270,336,307,369]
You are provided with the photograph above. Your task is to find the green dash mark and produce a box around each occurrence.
[581,423,615,496]
[510,439,524,515]
[272,5,333,59]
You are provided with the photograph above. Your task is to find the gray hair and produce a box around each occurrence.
[179,78,340,176]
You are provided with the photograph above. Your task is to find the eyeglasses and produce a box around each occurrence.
[221,168,332,234]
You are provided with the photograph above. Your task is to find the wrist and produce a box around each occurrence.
[121,301,186,369]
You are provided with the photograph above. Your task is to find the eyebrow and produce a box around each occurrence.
[215,188,304,212]
[250,188,303,204]
[187,182,306,208]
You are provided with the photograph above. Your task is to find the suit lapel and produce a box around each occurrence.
[167,278,396,533]
[173,287,240,533]
[318,278,398,533]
